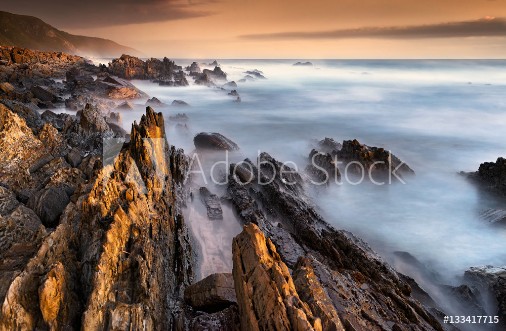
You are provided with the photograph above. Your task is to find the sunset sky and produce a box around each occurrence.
[1,0,506,58]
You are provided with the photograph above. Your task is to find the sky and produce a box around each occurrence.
[1,0,506,58]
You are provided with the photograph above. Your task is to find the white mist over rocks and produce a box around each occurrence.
[82,60,506,286]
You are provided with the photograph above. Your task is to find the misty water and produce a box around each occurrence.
[83,60,506,293]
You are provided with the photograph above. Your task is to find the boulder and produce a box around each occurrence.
[184,273,236,312]
[199,187,223,220]
[27,186,70,227]
[228,90,239,97]
[66,148,83,168]
[31,85,59,103]
[79,103,111,135]
[194,132,239,151]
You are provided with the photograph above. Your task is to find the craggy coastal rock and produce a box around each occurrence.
[468,157,506,196]
[0,107,195,330]
[307,137,414,184]
[108,54,189,86]
[227,152,444,330]
[0,45,476,331]
[463,266,506,329]
[232,223,323,331]
[195,67,227,86]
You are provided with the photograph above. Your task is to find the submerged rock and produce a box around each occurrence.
[294,61,313,66]
[194,132,239,151]
[169,113,189,122]
[146,97,163,106]
[172,100,189,107]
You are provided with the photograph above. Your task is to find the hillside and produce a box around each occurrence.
[0,11,139,58]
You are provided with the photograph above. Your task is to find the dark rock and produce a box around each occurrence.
[227,153,444,331]
[202,67,227,82]
[306,149,341,185]
[0,185,19,216]
[479,208,506,226]
[199,187,223,220]
[184,273,236,312]
[108,55,189,86]
[115,101,134,110]
[169,113,189,122]
[208,60,219,66]
[66,148,82,168]
[0,100,43,133]
[475,157,506,195]
[186,62,201,74]
[194,132,239,151]
[317,137,342,154]
[31,85,60,103]
[294,62,313,66]
[107,122,128,138]
[27,186,70,227]
[336,139,414,180]
[172,100,189,107]
[79,103,111,135]
[228,90,239,97]
[108,112,122,125]
[189,305,240,331]
[146,97,163,106]
[244,70,266,79]
[464,266,506,328]
[223,81,237,88]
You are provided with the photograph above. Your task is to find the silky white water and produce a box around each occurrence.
[78,60,506,285]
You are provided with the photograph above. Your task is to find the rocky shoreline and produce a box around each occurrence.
[0,47,504,330]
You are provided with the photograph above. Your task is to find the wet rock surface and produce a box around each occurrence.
[199,187,224,220]
[194,132,239,151]
[464,266,506,329]
[227,152,443,330]
[308,137,414,183]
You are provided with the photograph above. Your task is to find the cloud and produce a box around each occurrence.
[241,18,506,40]
[0,0,218,28]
